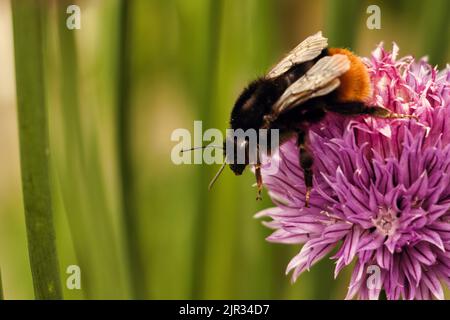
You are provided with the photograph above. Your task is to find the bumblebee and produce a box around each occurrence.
[209,32,416,206]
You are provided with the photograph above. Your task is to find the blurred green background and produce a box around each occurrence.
[0,0,448,299]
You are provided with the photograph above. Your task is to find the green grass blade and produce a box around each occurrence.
[190,0,223,299]
[50,0,130,299]
[0,269,4,300]
[325,0,362,48]
[11,0,63,300]
[420,0,450,67]
[116,0,147,299]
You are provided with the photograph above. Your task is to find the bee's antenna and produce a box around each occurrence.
[208,161,227,190]
[180,145,223,153]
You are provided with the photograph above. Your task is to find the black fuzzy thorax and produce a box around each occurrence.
[229,77,286,131]
[229,48,329,132]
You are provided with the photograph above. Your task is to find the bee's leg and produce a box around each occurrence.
[297,130,313,208]
[326,102,418,120]
[255,164,263,201]
[364,105,418,120]
[255,146,263,201]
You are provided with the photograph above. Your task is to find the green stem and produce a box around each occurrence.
[53,0,94,299]
[116,0,146,299]
[11,0,63,300]
[50,0,130,299]
[421,0,450,67]
[325,0,362,48]
[191,0,223,299]
[0,269,4,300]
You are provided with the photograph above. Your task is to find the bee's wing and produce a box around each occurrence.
[266,31,328,79]
[273,54,351,115]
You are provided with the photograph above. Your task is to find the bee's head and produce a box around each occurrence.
[224,137,249,176]
[229,163,247,176]
[226,78,281,176]
[205,78,280,190]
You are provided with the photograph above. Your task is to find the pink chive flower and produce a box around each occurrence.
[256,44,450,300]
